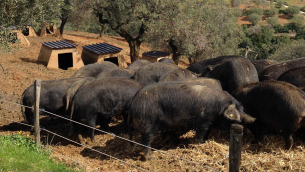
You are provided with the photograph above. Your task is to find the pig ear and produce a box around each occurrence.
[205,65,215,73]
[223,104,241,122]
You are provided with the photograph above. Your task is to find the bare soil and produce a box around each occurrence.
[1,31,305,172]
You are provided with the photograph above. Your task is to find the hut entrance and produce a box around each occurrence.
[58,53,73,70]
[104,57,119,66]
[23,28,29,36]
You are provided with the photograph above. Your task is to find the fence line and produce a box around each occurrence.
[0,97,221,172]
[0,116,150,172]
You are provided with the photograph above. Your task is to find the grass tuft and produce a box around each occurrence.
[0,132,82,172]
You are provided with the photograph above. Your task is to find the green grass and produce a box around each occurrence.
[0,132,81,172]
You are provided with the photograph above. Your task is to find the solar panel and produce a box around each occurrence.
[83,43,122,55]
[42,40,77,49]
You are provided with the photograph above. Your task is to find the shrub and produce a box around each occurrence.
[270,39,305,61]
[284,2,290,6]
[253,0,263,6]
[286,6,300,15]
[249,13,262,25]
[275,0,284,8]
[296,26,305,39]
[266,17,280,27]
[231,0,241,7]
[232,8,243,17]
[250,7,264,15]
[293,15,305,28]
[269,7,279,16]
[273,25,289,33]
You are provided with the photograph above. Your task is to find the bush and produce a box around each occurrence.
[232,8,243,17]
[279,8,288,14]
[231,0,241,7]
[286,6,300,15]
[273,25,289,33]
[269,7,279,16]
[253,0,263,6]
[284,1,290,6]
[271,35,291,44]
[239,37,253,48]
[249,13,262,25]
[266,17,280,27]
[243,9,252,16]
[270,39,305,61]
[293,15,305,28]
[296,26,305,39]
[250,7,264,15]
[275,0,284,9]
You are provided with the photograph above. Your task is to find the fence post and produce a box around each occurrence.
[34,79,41,146]
[229,124,243,172]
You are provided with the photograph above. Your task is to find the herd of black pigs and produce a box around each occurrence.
[20,56,305,160]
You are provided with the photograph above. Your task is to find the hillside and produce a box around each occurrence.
[237,1,305,26]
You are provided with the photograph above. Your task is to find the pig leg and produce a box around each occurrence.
[88,118,96,145]
[141,132,154,161]
[196,123,211,143]
[283,130,293,150]
[251,121,263,144]
[141,124,158,161]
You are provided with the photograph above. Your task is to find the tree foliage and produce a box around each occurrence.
[266,17,279,27]
[231,0,241,7]
[249,13,262,25]
[0,0,64,52]
[253,0,263,6]
[250,7,264,15]
[145,0,242,63]
[293,15,305,28]
[68,0,92,31]
[268,7,279,16]
[270,39,305,61]
[275,0,284,8]
[286,6,300,15]
[89,0,157,62]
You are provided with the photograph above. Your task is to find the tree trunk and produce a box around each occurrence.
[169,39,180,65]
[59,18,68,37]
[128,39,141,62]
[99,24,105,38]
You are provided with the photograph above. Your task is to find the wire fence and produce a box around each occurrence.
[0,95,221,172]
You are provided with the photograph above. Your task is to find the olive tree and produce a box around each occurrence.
[266,17,279,27]
[293,15,305,28]
[286,6,300,15]
[249,13,262,25]
[88,0,158,62]
[268,7,279,16]
[145,0,243,63]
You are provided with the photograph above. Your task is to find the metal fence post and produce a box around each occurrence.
[34,79,41,146]
[229,124,243,172]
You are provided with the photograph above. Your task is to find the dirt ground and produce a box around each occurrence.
[1,31,305,172]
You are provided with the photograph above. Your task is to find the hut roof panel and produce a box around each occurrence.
[83,43,122,55]
[142,50,171,58]
[42,40,77,49]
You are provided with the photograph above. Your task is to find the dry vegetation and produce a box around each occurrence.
[0,32,305,171]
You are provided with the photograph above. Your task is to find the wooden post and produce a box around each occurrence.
[34,79,41,146]
[229,124,243,172]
